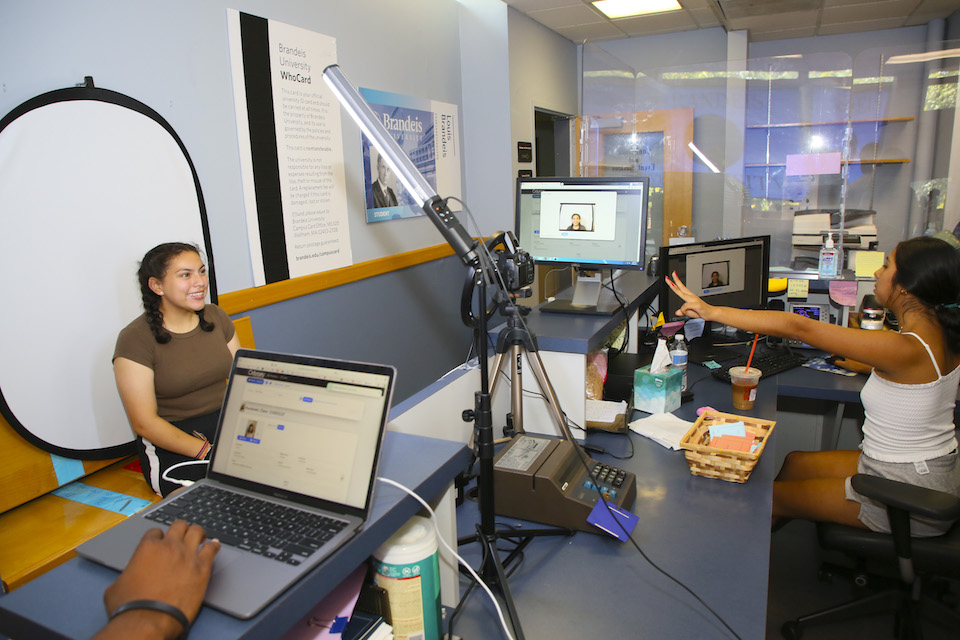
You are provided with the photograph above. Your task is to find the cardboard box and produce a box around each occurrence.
[633,365,682,414]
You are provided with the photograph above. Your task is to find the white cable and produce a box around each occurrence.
[376,476,517,640]
[161,459,210,487]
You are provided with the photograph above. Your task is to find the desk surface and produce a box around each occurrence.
[447,366,778,640]
[492,271,658,354]
[775,355,865,403]
[0,431,470,640]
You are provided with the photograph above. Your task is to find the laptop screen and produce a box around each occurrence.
[209,351,394,510]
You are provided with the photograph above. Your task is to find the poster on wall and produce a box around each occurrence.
[227,9,352,286]
[358,88,461,223]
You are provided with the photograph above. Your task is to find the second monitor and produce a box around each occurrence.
[659,236,771,361]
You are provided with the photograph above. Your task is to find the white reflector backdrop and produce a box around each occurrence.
[0,88,212,457]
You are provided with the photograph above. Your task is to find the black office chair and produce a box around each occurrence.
[782,474,960,639]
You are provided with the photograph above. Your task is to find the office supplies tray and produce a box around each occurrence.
[679,410,776,483]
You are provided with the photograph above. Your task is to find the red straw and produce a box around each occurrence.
[745,333,760,370]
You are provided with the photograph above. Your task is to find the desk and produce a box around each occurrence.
[776,355,866,450]
[488,272,659,439]
[447,366,778,640]
[0,432,470,640]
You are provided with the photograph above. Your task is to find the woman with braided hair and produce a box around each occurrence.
[114,243,240,496]
[667,235,960,536]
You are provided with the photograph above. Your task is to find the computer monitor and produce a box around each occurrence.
[658,236,771,361]
[515,176,649,315]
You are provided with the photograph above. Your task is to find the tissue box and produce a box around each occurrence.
[633,365,682,414]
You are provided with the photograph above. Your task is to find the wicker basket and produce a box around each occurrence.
[679,410,776,483]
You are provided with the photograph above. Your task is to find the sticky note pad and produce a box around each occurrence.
[709,421,746,438]
[855,251,884,278]
[710,434,754,452]
[587,500,638,542]
[787,278,809,298]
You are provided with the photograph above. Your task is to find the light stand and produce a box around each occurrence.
[322,65,568,640]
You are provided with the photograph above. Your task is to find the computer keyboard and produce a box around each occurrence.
[144,485,347,566]
[710,346,809,382]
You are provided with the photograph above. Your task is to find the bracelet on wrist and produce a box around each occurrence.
[192,432,210,460]
[109,599,190,638]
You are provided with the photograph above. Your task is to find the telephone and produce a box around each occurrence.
[493,434,637,533]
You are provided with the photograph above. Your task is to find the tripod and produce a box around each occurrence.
[449,267,574,640]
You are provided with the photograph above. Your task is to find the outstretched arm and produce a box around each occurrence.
[93,520,220,640]
[665,272,922,378]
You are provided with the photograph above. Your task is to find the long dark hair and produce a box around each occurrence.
[893,236,960,353]
[138,242,214,344]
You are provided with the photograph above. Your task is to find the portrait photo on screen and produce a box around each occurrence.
[702,262,729,292]
[538,190,617,241]
[687,248,746,296]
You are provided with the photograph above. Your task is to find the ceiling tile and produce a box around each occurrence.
[726,9,820,31]
[824,0,922,22]
[688,6,724,26]
[529,4,607,28]
[503,0,586,11]
[680,0,717,9]
[614,10,701,32]
[818,16,907,33]
[718,0,820,20]
[916,0,960,12]
[555,21,629,42]
[824,0,909,6]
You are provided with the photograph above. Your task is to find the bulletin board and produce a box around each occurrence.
[0,84,213,458]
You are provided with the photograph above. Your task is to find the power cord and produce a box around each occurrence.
[375,476,517,640]
[161,460,210,487]
[563,415,743,640]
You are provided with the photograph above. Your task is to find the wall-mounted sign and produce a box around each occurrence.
[518,141,533,163]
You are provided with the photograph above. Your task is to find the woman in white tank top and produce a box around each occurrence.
[666,236,960,536]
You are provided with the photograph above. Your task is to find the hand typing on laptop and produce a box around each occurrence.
[93,520,220,640]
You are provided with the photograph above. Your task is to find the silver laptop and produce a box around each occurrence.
[77,349,396,619]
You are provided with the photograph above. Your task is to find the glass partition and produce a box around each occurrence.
[580,38,960,270]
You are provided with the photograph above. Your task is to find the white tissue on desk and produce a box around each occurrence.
[629,413,694,450]
[650,338,672,374]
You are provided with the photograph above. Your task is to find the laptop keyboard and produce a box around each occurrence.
[709,346,809,382]
[145,484,348,566]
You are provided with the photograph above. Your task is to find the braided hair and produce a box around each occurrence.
[137,242,215,344]
[892,236,960,353]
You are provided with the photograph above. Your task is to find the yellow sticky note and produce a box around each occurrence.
[787,278,809,299]
[854,251,884,278]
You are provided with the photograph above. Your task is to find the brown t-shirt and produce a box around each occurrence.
[113,304,235,421]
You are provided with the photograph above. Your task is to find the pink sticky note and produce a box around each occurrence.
[828,280,858,306]
[786,152,842,176]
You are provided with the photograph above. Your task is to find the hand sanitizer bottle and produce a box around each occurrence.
[818,232,840,277]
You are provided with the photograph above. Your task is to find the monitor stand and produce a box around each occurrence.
[540,270,620,316]
[687,323,742,364]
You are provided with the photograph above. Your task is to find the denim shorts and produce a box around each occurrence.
[845,450,960,537]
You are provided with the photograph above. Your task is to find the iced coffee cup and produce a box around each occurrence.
[729,366,761,410]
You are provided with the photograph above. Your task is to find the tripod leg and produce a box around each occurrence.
[510,344,523,433]
[476,524,526,640]
[525,350,577,442]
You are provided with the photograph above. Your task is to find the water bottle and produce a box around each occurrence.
[670,333,688,391]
